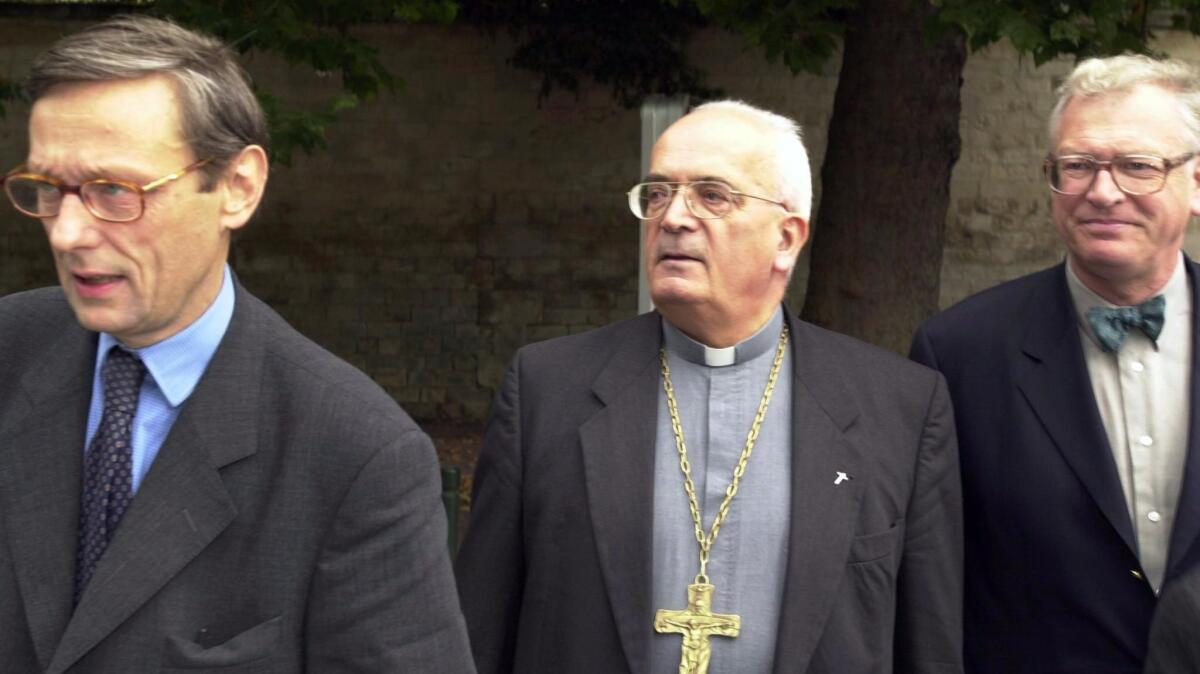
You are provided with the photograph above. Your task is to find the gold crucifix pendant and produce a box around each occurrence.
[654,582,740,674]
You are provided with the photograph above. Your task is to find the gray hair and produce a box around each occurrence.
[29,14,268,188]
[1048,54,1200,150]
[691,99,813,220]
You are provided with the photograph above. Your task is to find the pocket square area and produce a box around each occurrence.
[163,614,282,668]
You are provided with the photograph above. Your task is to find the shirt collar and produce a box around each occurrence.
[95,264,236,407]
[1067,252,1188,347]
[662,306,784,368]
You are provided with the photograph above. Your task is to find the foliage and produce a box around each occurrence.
[0,74,19,118]
[0,0,458,165]
[151,0,458,164]
[8,1,1200,161]
[466,0,1200,106]
[689,0,853,74]
[932,0,1200,64]
[462,0,716,108]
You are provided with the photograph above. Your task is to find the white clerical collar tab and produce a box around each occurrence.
[661,306,785,368]
[703,345,736,367]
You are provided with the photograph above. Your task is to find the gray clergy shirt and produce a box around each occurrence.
[651,307,792,673]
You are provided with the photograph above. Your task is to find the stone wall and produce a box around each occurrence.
[3,18,1200,439]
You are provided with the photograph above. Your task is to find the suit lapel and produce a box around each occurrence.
[1014,265,1136,554]
[1,323,94,670]
[1167,258,1200,577]
[579,313,661,674]
[772,312,864,673]
[47,284,265,674]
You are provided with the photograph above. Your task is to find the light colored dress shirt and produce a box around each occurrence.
[1067,255,1192,592]
[651,307,792,673]
[85,265,235,493]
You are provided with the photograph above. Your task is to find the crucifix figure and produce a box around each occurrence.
[654,582,741,674]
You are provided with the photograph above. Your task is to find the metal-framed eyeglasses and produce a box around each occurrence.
[1,157,214,223]
[627,181,787,220]
[1044,152,1195,196]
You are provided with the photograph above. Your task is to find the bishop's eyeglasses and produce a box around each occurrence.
[628,181,787,220]
[2,157,214,223]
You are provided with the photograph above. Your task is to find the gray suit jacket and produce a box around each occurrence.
[456,307,962,674]
[1145,562,1200,674]
[0,284,474,673]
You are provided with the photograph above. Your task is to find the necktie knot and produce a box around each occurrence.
[101,348,147,415]
[1086,295,1166,352]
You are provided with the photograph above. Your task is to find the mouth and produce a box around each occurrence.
[1077,215,1136,227]
[75,273,124,285]
[658,253,703,264]
[69,271,126,297]
[1075,219,1139,238]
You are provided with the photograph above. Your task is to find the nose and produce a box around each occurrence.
[659,185,698,233]
[1084,165,1125,208]
[45,193,103,252]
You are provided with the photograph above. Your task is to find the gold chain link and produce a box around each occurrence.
[659,322,789,583]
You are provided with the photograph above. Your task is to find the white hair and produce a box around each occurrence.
[1048,54,1200,149]
[691,99,813,219]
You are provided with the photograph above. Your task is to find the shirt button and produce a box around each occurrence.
[1139,435,1153,446]
[1131,361,1145,373]
[1148,510,1162,523]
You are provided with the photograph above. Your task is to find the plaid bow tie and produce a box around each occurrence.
[1086,295,1166,352]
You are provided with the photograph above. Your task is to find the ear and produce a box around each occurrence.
[772,213,809,275]
[218,144,268,232]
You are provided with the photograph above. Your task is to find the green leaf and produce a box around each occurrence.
[143,0,454,163]
[0,76,22,119]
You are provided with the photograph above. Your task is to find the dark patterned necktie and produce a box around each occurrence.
[75,347,147,604]
[1086,295,1166,352]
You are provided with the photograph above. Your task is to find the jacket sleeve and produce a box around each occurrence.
[895,371,964,674]
[908,324,941,372]
[456,354,525,674]
[304,427,476,673]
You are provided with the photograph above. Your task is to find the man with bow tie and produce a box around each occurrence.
[911,54,1200,673]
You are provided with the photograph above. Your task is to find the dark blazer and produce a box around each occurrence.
[456,307,962,674]
[0,284,474,673]
[1145,562,1200,674]
[910,261,1200,673]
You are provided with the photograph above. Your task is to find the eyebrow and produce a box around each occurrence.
[1054,149,1168,158]
[23,161,147,184]
[641,173,733,185]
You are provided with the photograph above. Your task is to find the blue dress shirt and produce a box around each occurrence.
[85,266,235,493]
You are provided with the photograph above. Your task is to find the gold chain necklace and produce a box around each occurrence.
[653,322,789,674]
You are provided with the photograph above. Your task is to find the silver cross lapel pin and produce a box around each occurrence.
[834,471,851,485]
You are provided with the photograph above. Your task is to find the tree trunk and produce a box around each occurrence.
[800,0,966,353]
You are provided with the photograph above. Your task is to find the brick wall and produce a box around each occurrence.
[4,19,1200,443]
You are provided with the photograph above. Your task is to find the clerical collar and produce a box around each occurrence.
[1066,252,1188,348]
[662,307,785,367]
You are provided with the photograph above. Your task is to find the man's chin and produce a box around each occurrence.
[1068,244,1143,272]
[650,286,706,310]
[68,303,132,338]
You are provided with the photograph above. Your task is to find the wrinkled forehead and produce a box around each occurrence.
[650,110,778,190]
[27,76,189,174]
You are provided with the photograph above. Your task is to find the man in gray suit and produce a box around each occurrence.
[0,16,472,672]
[456,100,963,673]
